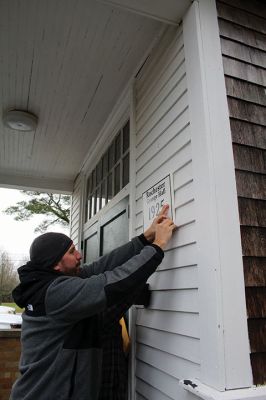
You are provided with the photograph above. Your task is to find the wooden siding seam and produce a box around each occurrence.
[163,241,197,254]
[151,288,198,294]
[238,196,266,203]
[135,321,200,340]
[173,159,193,177]
[227,94,266,109]
[135,354,200,380]
[235,168,266,177]
[173,219,196,230]
[219,31,266,53]
[222,52,266,70]
[217,1,266,32]
[136,341,200,366]
[220,33,266,57]
[217,0,266,19]
[136,376,175,400]
[174,177,193,192]
[230,116,266,129]
[217,2,266,20]
[156,264,198,272]
[174,197,194,211]
[233,142,266,152]
[144,306,198,315]
[229,116,266,129]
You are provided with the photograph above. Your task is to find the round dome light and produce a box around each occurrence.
[3,110,38,132]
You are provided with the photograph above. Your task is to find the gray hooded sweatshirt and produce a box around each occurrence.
[10,235,163,400]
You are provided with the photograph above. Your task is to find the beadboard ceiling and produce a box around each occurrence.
[0,0,190,193]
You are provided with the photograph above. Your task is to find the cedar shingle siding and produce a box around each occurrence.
[217,0,266,385]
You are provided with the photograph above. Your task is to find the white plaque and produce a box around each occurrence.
[142,175,173,230]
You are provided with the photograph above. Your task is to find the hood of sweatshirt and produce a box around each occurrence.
[12,261,63,316]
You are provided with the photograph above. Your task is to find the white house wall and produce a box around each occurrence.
[70,2,258,399]
[133,25,200,400]
[70,173,83,248]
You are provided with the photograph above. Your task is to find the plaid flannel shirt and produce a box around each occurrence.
[99,284,150,400]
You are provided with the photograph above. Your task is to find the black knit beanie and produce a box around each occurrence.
[29,232,73,269]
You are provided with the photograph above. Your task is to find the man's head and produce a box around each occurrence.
[30,232,82,275]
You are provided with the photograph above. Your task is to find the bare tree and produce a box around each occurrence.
[0,251,19,302]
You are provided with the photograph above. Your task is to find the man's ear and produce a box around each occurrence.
[54,263,61,272]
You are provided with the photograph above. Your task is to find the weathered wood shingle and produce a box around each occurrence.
[217,0,266,385]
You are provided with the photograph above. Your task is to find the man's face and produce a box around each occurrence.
[54,244,82,276]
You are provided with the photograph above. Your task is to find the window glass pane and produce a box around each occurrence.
[84,233,99,264]
[103,152,108,177]
[91,194,95,218]
[99,186,103,211]
[92,170,96,190]
[123,121,130,153]
[114,164,120,195]
[122,153,129,186]
[95,189,100,213]
[115,132,121,163]
[88,196,93,220]
[86,177,92,197]
[96,160,102,185]
[86,120,130,219]
[101,180,107,208]
[85,201,88,222]
[108,142,115,169]
[107,173,113,202]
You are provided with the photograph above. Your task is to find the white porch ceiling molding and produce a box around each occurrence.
[0,173,73,194]
[97,0,192,25]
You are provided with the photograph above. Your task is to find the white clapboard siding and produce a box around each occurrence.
[136,343,200,379]
[136,309,199,338]
[160,243,197,270]
[136,361,197,400]
[148,265,198,289]
[136,378,174,400]
[137,326,200,364]
[135,141,192,197]
[70,174,82,247]
[148,289,198,313]
[133,25,199,400]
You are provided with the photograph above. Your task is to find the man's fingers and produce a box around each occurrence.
[158,204,169,217]
[156,215,167,223]
[160,218,177,231]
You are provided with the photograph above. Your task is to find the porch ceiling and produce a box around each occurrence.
[0,0,190,193]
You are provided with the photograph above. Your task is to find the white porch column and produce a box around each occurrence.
[183,0,252,390]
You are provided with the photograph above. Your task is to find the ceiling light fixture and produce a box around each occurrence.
[3,110,38,132]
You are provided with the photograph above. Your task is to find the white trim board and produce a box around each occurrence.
[183,0,252,391]
[180,380,266,400]
[97,0,190,25]
[0,173,73,194]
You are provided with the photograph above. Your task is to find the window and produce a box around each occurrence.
[85,120,130,221]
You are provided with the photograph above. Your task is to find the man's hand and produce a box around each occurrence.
[144,204,170,242]
[153,218,177,250]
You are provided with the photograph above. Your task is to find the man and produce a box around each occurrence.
[10,206,176,400]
